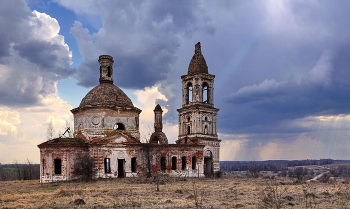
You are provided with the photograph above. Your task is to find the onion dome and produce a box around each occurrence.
[187,42,208,75]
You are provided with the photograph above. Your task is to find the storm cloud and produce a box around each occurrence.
[58,0,214,88]
[0,1,75,106]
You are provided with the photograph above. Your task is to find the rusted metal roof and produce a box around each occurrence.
[79,83,134,108]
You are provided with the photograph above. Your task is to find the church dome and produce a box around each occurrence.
[79,83,134,108]
[187,42,208,75]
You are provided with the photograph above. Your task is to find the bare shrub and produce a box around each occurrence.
[73,153,95,181]
[247,164,260,178]
[13,159,39,180]
[192,180,204,208]
[303,183,318,208]
[319,172,331,183]
[295,167,308,181]
[258,180,287,209]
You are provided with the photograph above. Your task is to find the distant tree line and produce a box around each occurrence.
[220,159,334,172]
[0,160,40,181]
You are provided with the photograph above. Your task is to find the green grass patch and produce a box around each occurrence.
[1,168,15,172]
[39,187,58,193]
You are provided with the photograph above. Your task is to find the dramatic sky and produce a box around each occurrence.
[2,0,350,163]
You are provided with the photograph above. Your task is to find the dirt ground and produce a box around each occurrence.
[1,177,350,208]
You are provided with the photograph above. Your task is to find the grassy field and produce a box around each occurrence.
[1,177,350,208]
[1,168,15,172]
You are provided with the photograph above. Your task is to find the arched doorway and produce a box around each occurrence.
[204,150,213,177]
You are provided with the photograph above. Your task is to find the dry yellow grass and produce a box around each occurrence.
[1,177,350,208]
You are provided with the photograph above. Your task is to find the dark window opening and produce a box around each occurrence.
[118,159,125,178]
[104,158,111,173]
[107,66,111,77]
[161,157,166,171]
[187,126,191,134]
[205,117,208,121]
[172,157,177,170]
[186,83,193,104]
[182,157,186,170]
[150,136,159,144]
[131,157,136,172]
[42,159,45,175]
[204,125,208,134]
[192,157,197,170]
[135,117,139,129]
[203,82,208,103]
[113,123,125,130]
[54,159,62,175]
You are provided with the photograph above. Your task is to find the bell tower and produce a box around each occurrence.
[177,42,220,176]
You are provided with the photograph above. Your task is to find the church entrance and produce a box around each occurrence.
[204,150,213,177]
[118,159,125,178]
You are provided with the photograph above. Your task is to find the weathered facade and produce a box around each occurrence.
[38,42,220,183]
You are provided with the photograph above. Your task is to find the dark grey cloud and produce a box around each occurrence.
[14,40,61,68]
[0,1,75,107]
[0,0,33,59]
[70,0,214,89]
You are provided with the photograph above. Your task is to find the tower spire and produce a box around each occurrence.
[187,42,208,75]
[149,104,168,144]
[154,104,163,132]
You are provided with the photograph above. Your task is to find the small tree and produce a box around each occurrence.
[47,120,55,140]
[73,153,95,181]
[140,125,153,177]
[248,163,260,178]
[294,167,308,181]
[13,159,39,180]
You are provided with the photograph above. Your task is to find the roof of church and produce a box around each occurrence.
[187,42,208,75]
[79,83,134,108]
[37,138,88,147]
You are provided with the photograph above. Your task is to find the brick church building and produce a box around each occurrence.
[38,42,220,183]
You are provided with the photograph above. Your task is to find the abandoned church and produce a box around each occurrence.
[38,42,221,183]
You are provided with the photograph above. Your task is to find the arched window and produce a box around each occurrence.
[54,159,62,175]
[131,157,136,172]
[172,157,177,170]
[202,82,208,103]
[161,157,166,170]
[113,123,125,130]
[187,126,191,134]
[192,157,197,170]
[182,157,186,170]
[104,158,111,173]
[186,82,193,104]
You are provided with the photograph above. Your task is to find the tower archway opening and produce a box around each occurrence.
[202,82,208,103]
[204,150,213,177]
[186,82,193,104]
